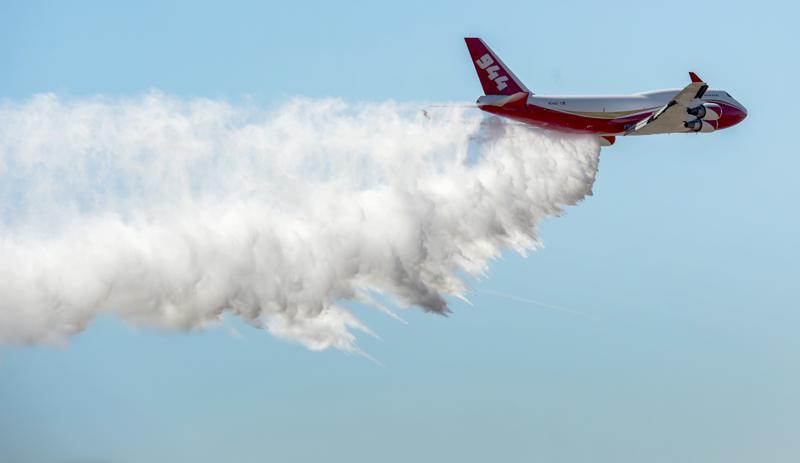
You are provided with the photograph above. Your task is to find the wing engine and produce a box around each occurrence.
[684,119,717,133]
[687,103,721,121]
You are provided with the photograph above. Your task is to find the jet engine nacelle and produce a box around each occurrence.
[684,118,717,133]
[687,103,721,121]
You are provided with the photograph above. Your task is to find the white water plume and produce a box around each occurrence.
[0,93,600,351]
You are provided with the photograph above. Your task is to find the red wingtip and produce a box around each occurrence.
[689,71,703,83]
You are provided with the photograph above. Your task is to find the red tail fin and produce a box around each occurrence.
[464,38,529,96]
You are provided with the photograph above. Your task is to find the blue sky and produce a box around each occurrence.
[1,1,799,462]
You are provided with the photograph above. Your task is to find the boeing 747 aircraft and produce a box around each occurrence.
[465,37,747,146]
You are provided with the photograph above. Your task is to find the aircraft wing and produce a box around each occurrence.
[626,72,709,135]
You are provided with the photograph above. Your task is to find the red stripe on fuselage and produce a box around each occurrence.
[479,103,652,135]
[481,99,746,135]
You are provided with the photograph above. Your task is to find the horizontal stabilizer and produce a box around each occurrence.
[477,91,530,109]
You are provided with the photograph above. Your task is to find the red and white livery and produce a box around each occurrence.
[465,38,747,146]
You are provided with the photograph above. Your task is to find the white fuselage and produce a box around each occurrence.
[527,89,742,115]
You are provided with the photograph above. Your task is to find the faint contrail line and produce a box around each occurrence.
[477,288,594,319]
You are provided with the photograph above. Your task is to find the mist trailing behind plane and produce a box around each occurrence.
[0,94,600,351]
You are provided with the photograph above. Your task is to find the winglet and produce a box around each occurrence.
[689,71,703,83]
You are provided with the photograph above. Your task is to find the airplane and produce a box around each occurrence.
[464,37,747,146]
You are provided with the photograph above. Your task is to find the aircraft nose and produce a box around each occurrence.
[717,103,747,129]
